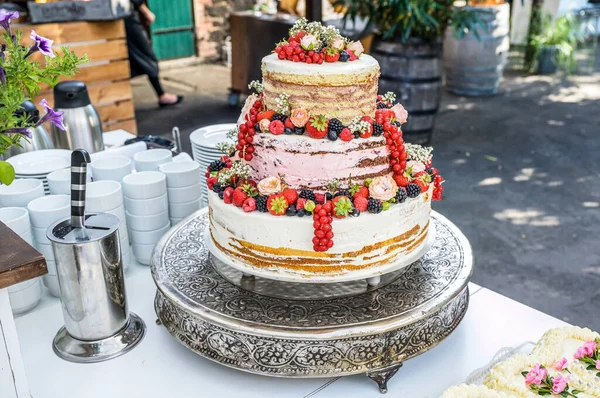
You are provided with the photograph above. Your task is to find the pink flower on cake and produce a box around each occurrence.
[552,357,568,370]
[524,363,547,386]
[301,35,319,51]
[583,340,597,356]
[368,175,398,202]
[391,103,408,124]
[258,176,283,196]
[259,118,271,133]
[406,160,426,174]
[347,41,364,57]
[552,374,569,394]
[331,37,345,51]
[574,346,587,359]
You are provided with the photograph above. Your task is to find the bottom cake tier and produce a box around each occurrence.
[207,185,433,281]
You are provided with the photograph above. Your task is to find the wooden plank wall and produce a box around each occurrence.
[14,20,138,135]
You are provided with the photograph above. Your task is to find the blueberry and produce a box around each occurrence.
[339,50,350,62]
[353,131,360,139]
[218,192,224,200]
[284,127,293,135]
[297,209,306,217]
[254,123,261,132]
[294,127,304,135]
[327,130,338,141]
[325,192,333,201]
[351,208,360,217]
[286,205,297,216]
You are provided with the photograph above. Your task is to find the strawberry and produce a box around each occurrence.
[393,174,411,187]
[232,187,248,207]
[284,117,295,130]
[306,115,328,139]
[236,179,257,189]
[242,198,256,212]
[314,193,325,204]
[269,120,285,135]
[339,128,353,142]
[346,49,358,61]
[324,47,340,62]
[414,179,429,193]
[353,196,368,212]
[352,186,369,200]
[290,108,309,127]
[267,194,289,216]
[223,187,234,204]
[296,198,307,210]
[257,110,275,122]
[281,188,298,205]
[207,176,217,190]
[332,196,353,218]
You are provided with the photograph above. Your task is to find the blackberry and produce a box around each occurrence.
[327,130,338,141]
[406,183,421,198]
[208,160,227,173]
[367,198,383,214]
[377,102,389,109]
[272,113,287,122]
[294,127,305,135]
[328,118,344,135]
[284,127,294,135]
[339,50,350,62]
[325,192,333,201]
[286,205,297,216]
[218,191,224,200]
[395,187,407,203]
[256,195,269,212]
[212,182,225,193]
[334,190,351,199]
[351,208,360,217]
[373,122,384,137]
[353,131,360,139]
[426,168,434,176]
[299,190,316,202]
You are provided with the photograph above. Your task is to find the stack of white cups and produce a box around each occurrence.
[47,168,91,195]
[0,179,45,209]
[90,155,132,183]
[0,207,43,314]
[134,148,172,172]
[27,195,70,297]
[86,181,131,271]
[159,161,202,225]
[122,171,170,265]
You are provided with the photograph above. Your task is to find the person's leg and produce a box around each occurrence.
[148,75,165,97]
[148,75,183,106]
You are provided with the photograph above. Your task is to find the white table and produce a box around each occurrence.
[11,263,566,398]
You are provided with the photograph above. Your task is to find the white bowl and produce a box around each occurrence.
[7,149,70,175]
[8,277,39,293]
[124,193,168,216]
[101,204,126,223]
[126,209,169,232]
[36,242,55,261]
[0,179,45,207]
[170,217,182,226]
[91,155,132,182]
[27,195,70,229]
[86,181,123,212]
[47,167,91,195]
[32,225,51,245]
[159,161,201,188]
[0,207,30,235]
[134,149,172,172]
[167,182,202,204]
[43,274,60,297]
[9,279,42,314]
[132,242,155,265]
[168,198,200,218]
[122,171,167,200]
[129,222,171,245]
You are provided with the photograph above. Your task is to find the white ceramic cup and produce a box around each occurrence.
[47,167,91,195]
[32,225,51,245]
[129,222,170,245]
[8,277,39,293]
[124,193,168,216]
[0,179,45,207]
[132,242,155,265]
[159,161,201,188]
[122,171,167,200]
[168,198,201,218]
[126,209,169,232]
[43,274,60,297]
[170,217,182,226]
[36,242,55,261]
[167,182,202,204]
[86,181,123,212]
[0,207,30,235]
[9,279,42,315]
[91,155,132,182]
[27,195,70,229]
[20,229,34,246]
[134,149,173,172]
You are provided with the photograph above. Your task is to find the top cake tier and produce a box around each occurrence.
[261,53,381,125]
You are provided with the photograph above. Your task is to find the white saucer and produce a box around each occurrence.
[189,123,236,149]
[8,150,71,175]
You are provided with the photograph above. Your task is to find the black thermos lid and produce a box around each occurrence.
[15,100,40,124]
[53,81,91,109]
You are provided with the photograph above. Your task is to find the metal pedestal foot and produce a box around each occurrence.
[366,363,403,394]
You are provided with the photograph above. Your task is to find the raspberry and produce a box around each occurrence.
[269,120,285,135]
[207,176,217,190]
[223,187,234,204]
[339,128,353,142]
[406,183,421,198]
[367,198,383,214]
[296,198,307,210]
[314,193,325,204]
[242,198,256,212]
[395,187,407,203]
[353,196,368,212]
[255,195,268,212]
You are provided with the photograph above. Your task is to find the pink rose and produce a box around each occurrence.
[553,357,568,370]
[574,346,587,359]
[583,340,597,356]
[552,374,569,394]
[331,37,345,51]
[391,103,408,124]
[258,176,282,196]
[259,118,271,133]
[524,363,547,386]
[406,160,426,174]
[368,175,398,202]
[347,41,364,57]
[300,34,319,51]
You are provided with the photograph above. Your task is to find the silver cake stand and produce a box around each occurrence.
[151,209,472,393]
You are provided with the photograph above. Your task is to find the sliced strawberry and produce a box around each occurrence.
[284,117,295,130]
[257,110,275,122]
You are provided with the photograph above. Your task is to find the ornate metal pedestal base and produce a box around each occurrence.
[151,210,472,392]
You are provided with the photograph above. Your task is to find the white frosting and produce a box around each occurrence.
[262,53,379,76]
[441,384,512,398]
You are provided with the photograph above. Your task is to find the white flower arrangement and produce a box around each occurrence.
[348,116,370,134]
[217,160,252,186]
[441,384,511,398]
[248,80,263,94]
[405,143,433,163]
[382,91,397,104]
[275,93,291,115]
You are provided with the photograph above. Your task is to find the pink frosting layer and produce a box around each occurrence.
[248,134,392,191]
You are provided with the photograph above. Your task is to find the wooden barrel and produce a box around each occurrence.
[443,3,510,96]
[371,38,443,145]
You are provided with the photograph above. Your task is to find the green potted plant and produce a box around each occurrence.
[0,9,87,185]
[335,0,486,144]
[531,13,583,74]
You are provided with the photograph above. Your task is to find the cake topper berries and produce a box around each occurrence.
[306,115,329,139]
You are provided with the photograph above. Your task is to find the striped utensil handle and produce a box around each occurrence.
[70,149,91,229]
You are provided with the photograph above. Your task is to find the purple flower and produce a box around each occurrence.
[0,9,19,32]
[2,127,32,139]
[26,30,55,59]
[0,66,5,86]
[37,99,65,130]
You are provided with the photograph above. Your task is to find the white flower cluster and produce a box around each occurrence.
[289,17,340,43]
[382,92,396,104]
[226,126,238,141]
[217,160,252,186]
[348,116,370,134]
[275,93,291,115]
[248,80,263,94]
[289,17,308,36]
[216,142,235,156]
[405,143,433,162]
[441,384,510,398]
